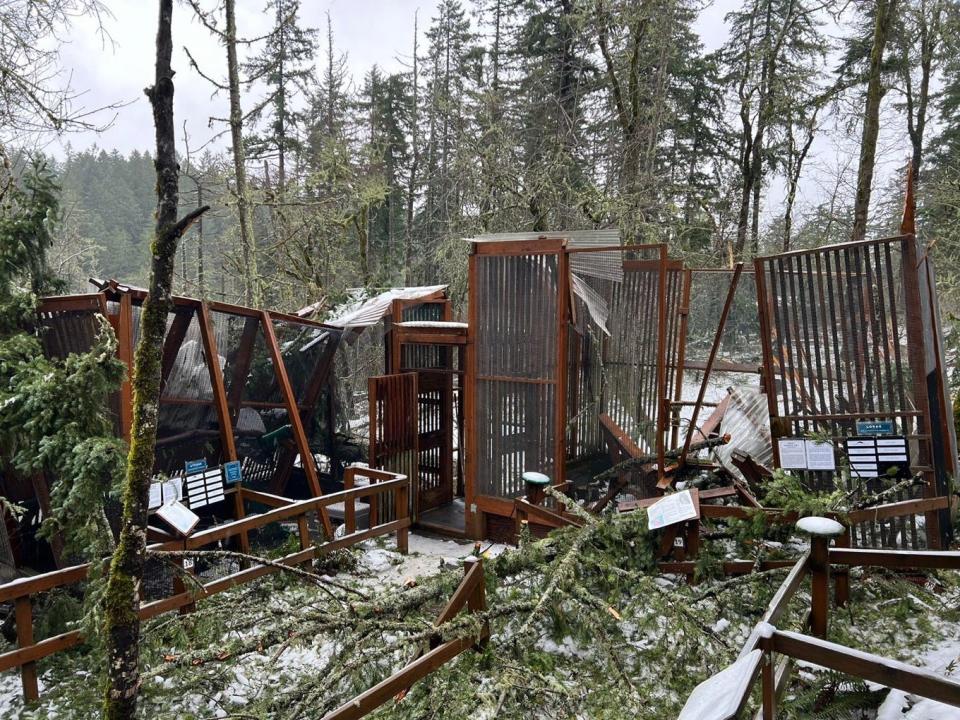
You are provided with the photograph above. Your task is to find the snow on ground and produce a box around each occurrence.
[354,532,508,587]
[874,631,960,719]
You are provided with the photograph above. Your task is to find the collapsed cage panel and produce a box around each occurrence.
[756,235,955,549]
[466,239,683,531]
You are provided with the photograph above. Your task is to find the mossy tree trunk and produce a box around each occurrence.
[102,2,208,717]
[851,0,898,244]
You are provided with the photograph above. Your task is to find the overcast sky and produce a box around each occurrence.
[51,0,740,157]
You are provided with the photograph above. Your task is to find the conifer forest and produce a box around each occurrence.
[4,1,960,719]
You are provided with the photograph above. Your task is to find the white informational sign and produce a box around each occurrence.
[647,490,699,531]
[186,468,225,508]
[804,441,836,471]
[155,501,200,536]
[148,478,184,511]
[777,439,808,469]
[845,435,910,479]
[148,482,163,511]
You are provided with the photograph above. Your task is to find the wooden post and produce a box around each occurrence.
[464,556,489,648]
[297,514,311,551]
[396,478,409,554]
[798,516,845,639]
[198,301,250,556]
[15,595,38,702]
[834,526,851,607]
[116,292,134,442]
[173,548,197,615]
[464,249,481,539]
[900,235,944,549]
[761,648,776,719]
[522,471,551,507]
[555,244,570,488]
[344,466,356,535]
[654,245,669,484]
[260,310,334,539]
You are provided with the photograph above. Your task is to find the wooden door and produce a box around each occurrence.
[369,373,419,518]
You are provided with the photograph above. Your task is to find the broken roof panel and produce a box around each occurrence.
[464,230,621,247]
[318,285,448,329]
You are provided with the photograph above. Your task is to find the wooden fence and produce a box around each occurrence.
[321,556,489,720]
[0,464,410,703]
[679,523,960,719]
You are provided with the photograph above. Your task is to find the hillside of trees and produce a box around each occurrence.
[31,0,960,317]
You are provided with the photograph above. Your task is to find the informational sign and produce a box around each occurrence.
[647,489,699,531]
[845,435,911,480]
[777,439,808,469]
[777,438,836,471]
[156,501,200,536]
[223,460,243,485]
[148,478,183,511]
[183,558,195,571]
[184,458,208,475]
[186,467,225,508]
[804,441,836,471]
[855,419,896,436]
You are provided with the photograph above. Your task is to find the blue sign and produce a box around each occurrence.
[855,420,895,436]
[184,458,208,474]
[223,461,242,485]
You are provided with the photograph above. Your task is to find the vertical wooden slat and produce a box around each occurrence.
[901,236,943,548]
[117,292,134,441]
[198,302,249,554]
[464,249,480,538]
[555,244,569,488]
[672,269,693,449]
[344,466,356,535]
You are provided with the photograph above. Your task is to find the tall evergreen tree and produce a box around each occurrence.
[243,0,318,193]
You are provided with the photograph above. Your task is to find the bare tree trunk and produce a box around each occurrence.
[782,112,817,251]
[404,13,419,285]
[904,0,942,187]
[102,3,207,717]
[226,0,259,305]
[851,0,898,243]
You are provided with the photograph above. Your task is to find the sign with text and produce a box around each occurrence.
[186,467,225,508]
[647,489,699,531]
[855,419,896,436]
[156,501,200,536]
[184,458,208,475]
[845,435,911,480]
[777,439,808,469]
[777,439,836,471]
[804,441,836,471]
[223,460,243,485]
[148,478,183,511]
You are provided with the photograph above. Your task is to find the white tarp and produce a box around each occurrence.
[570,273,611,336]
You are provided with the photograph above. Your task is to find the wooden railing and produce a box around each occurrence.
[679,526,960,719]
[322,556,489,720]
[0,464,410,703]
